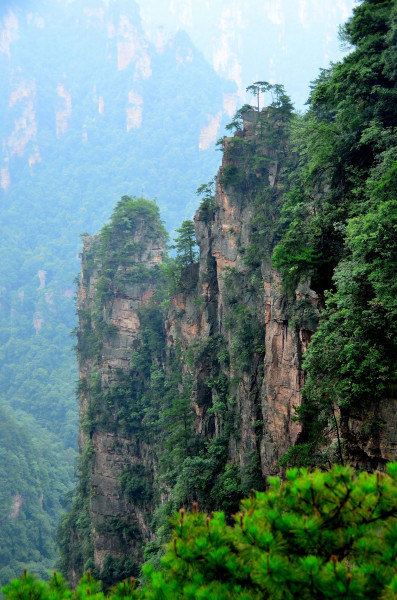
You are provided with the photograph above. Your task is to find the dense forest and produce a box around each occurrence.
[2,0,397,597]
[0,406,73,585]
[272,0,397,466]
[5,463,397,598]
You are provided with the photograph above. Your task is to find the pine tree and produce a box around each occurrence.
[4,463,397,600]
[173,220,198,268]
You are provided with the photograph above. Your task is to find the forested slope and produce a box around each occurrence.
[273,0,397,466]
[0,406,73,585]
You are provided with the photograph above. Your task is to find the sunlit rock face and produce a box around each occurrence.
[136,0,355,108]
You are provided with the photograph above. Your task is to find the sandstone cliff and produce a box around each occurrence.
[64,198,167,584]
[65,107,396,585]
[165,108,319,485]
[64,110,322,582]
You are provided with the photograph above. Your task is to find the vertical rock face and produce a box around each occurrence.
[69,113,397,586]
[68,110,396,585]
[166,110,319,483]
[68,115,321,582]
[260,269,302,473]
[68,114,322,583]
[342,395,397,469]
[74,198,166,583]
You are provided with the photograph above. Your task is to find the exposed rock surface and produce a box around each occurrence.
[72,111,396,584]
[165,115,319,480]
[71,116,321,582]
[75,207,166,581]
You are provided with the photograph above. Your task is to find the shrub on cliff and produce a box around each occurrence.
[4,463,397,599]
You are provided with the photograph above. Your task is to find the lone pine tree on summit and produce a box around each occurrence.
[246,80,272,112]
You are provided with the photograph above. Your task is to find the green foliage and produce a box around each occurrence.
[0,405,74,585]
[226,303,264,372]
[161,218,200,296]
[6,464,397,599]
[172,221,198,268]
[139,463,397,600]
[273,0,396,292]
[196,180,217,222]
[153,336,233,516]
[166,220,199,294]
[223,269,264,373]
[271,116,340,293]
[220,163,247,190]
[299,188,397,463]
[120,465,153,506]
[92,196,166,302]
[246,80,273,112]
[57,442,94,577]
[272,0,397,463]
[224,104,255,133]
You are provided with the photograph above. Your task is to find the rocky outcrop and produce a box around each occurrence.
[74,200,166,582]
[69,115,322,583]
[165,112,319,482]
[260,268,303,473]
[66,108,396,588]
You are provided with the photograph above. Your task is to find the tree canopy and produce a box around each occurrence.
[4,463,397,599]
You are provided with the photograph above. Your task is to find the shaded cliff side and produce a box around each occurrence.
[60,198,167,584]
[61,105,322,583]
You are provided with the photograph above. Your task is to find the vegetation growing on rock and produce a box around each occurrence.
[56,0,397,587]
[272,0,397,467]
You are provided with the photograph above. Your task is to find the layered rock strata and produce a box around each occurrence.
[70,115,323,582]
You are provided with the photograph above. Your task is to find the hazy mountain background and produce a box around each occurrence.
[136,0,356,108]
[0,0,354,583]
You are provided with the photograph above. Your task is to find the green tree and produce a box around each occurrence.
[173,220,198,268]
[246,81,272,112]
[140,463,397,599]
[272,0,397,464]
[224,104,255,133]
[4,463,397,599]
[196,180,216,221]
